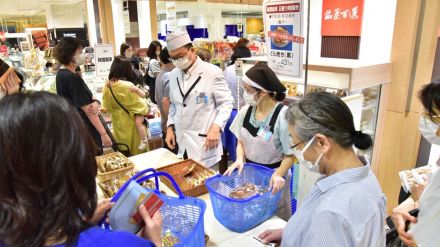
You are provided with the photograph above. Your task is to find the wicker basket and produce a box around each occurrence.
[157,159,216,197]
[96,152,135,183]
[148,136,163,151]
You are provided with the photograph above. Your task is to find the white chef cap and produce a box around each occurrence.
[166,31,192,51]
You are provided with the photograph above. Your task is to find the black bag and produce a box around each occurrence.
[385,209,419,247]
[98,113,132,156]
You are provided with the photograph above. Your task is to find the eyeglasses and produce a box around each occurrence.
[169,49,190,62]
[290,141,303,151]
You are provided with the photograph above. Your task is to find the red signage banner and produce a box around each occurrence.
[321,0,364,36]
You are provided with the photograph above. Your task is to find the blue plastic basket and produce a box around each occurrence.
[205,164,282,233]
[101,168,206,247]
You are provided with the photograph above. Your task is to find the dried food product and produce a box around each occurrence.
[229,182,268,199]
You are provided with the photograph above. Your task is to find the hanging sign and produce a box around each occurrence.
[263,0,304,78]
[321,0,364,36]
[166,2,177,32]
[94,44,114,77]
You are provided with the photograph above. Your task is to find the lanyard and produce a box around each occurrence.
[176,76,202,107]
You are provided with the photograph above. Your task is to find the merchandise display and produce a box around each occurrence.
[157,159,217,197]
[399,165,436,193]
[229,182,269,199]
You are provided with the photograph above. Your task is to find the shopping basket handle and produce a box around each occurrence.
[136,172,185,199]
[111,168,159,202]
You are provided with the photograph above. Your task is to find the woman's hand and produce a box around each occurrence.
[224,158,244,176]
[391,207,418,246]
[270,174,285,194]
[1,72,20,95]
[139,205,163,247]
[89,199,114,225]
[101,133,113,148]
[258,228,283,244]
[411,180,427,202]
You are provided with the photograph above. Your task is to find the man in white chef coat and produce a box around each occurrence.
[165,31,234,168]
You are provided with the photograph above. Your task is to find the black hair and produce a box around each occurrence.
[159,47,172,64]
[419,80,440,122]
[0,92,97,247]
[196,48,212,62]
[246,63,286,102]
[108,56,135,83]
[120,42,132,57]
[53,37,83,65]
[286,92,372,150]
[147,41,162,60]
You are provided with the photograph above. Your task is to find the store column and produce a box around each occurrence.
[97,0,116,51]
[376,0,440,213]
[137,0,158,48]
[85,0,98,46]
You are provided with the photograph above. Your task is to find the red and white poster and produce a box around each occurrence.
[263,0,304,78]
[321,0,364,36]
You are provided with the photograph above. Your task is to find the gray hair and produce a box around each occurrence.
[286,92,372,150]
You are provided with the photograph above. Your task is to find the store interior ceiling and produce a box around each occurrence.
[0,0,83,17]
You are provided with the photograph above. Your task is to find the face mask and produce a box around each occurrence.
[419,116,440,146]
[292,136,324,174]
[74,53,86,65]
[125,51,133,59]
[172,51,193,70]
[243,91,258,106]
[156,51,161,57]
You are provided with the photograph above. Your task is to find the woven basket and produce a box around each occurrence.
[148,137,163,151]
[96,152,135,183]
[157,159,216,197]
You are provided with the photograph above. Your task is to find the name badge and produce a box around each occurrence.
[257,125,272,142]
[196,92,208,104]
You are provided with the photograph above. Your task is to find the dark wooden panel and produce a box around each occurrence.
[321,36,360,59]
[128,1,138,22]
[126,37,140,49]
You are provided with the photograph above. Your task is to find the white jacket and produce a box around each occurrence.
[167,57,233,167]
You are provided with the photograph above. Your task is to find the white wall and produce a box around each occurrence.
[138,0,153,48]
[45,4,84,29]
[86,0,97,46]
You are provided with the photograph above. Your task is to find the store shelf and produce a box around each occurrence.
[238,57,391,91]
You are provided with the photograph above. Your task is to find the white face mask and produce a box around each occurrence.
[74,53,86,65]
[243,90,258,106]
[156,51,161,57]
[171,52,193,70]
[125,51,133,59]
[419,116,440,145]
[292,136,324,174]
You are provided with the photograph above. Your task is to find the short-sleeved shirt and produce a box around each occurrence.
[155,67,172,130]
[224,65,244,109]
[148,59,161,78]
[56,68,100,145]
[229,104,294,160]
[281,164,387,247]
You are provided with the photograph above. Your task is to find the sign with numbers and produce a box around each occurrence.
[94,44,114,77]
[263,0,304,78]
[321,0,364,36]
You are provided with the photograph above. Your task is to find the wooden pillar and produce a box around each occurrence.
[149,0,158,41]
[97,0,116,51]
[375,0,440,213]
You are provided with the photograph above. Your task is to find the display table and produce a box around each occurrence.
[98,148,287,247]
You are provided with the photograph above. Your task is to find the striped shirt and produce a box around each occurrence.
[281,164,386,247]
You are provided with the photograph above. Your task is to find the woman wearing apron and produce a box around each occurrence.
[224,63,296,220]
